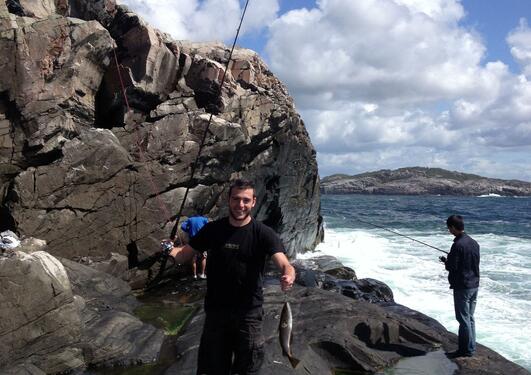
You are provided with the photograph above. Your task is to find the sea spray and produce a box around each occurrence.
[309,194,531,370]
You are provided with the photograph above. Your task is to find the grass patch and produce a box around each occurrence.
[134,302,196,336]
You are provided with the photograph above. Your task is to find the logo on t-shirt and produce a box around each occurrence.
[224,243,240,250]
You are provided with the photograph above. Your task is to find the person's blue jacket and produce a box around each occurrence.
[181,216,208,238]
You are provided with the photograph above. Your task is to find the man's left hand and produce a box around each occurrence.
[280,273,295,291]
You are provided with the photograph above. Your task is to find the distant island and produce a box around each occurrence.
[320,167,531,196]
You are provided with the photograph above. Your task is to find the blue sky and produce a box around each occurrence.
[119,0,531,181]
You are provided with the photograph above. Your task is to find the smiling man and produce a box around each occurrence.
[169,179,295,375]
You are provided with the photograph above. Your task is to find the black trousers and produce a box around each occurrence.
[196,308,264,375]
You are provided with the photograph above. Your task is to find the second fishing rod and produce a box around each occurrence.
[352,217,449,255]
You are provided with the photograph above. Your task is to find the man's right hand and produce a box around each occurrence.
[439,256,447,263]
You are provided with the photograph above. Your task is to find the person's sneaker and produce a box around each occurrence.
[193,274,198,280]
[199,274,207,279]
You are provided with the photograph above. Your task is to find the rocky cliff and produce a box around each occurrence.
[321,167,531,196]
[0,0,322,259]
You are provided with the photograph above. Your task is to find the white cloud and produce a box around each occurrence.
[267,0,490,107]
[264,1,531,180]
[117,0,279,41]
[118,0,531,181]
[507,18,531,77]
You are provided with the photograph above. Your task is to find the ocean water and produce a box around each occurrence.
[307,194,531,370]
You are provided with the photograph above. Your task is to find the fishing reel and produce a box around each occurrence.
[144,239,176,291]
[160,239,174,255]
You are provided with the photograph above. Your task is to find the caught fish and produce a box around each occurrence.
[279,301,300,368]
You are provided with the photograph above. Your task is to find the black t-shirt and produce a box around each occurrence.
[189,217,285,312]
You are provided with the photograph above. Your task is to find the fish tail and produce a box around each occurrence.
[288,355,300,368]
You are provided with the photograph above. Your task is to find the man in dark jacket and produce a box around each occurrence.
[440,215,480,358]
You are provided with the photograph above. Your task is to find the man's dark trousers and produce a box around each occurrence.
[453,288,478,355]
[196,308,264,375]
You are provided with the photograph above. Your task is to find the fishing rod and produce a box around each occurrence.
[143,0,252,289]
[169,0,251,240]
[354,217,449,255]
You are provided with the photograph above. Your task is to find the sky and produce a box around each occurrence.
[117,0,531,181]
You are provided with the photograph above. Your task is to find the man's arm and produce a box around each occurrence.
[170,244,197,264]
[445,245,460,272]
[271,252,295,291]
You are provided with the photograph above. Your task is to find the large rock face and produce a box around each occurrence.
[0,1,322,259]
[321,167,531,196]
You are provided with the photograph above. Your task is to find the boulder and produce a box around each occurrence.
[0,248,84,373]
[0,229,164,372]
[89,252,150,290]
[6,0,56,18]
[67,0,117,27]
[293,256,392,303]
[108,5,179,97]
[60,258,165,367]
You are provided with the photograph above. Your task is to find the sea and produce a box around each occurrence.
[304,194,531,371]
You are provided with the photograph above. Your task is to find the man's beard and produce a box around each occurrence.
[229,208,250,222]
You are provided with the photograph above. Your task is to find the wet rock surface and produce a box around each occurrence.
[167,277,529,375]
[158,255,529,375]
[293,256,393,303]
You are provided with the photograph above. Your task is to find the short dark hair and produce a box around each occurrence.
[228,179,255,197]
[447,215,464,231]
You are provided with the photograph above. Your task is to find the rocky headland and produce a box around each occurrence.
[321,167,531,196]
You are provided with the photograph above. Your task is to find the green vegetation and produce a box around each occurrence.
[134,302,196,336]
[322,173,352,182]
[322,167,489,183]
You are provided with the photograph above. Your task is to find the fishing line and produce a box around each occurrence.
[112,49,173,239]
[353,217,448,254]
[169,0,251,240]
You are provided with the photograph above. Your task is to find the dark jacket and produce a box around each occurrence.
[445,233,480,289]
